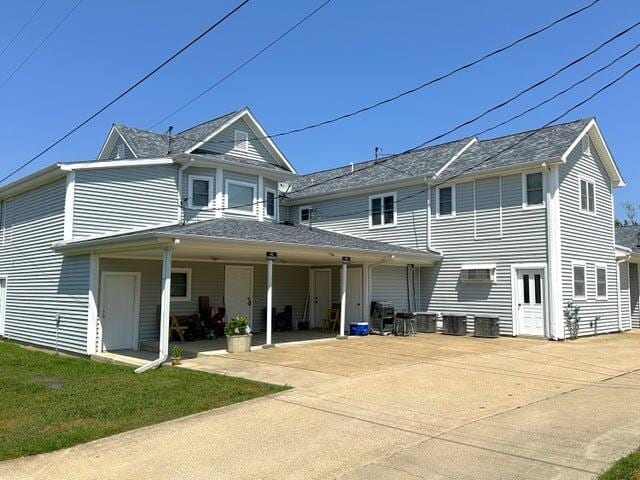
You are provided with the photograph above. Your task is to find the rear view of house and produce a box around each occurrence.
[0,108,632,364]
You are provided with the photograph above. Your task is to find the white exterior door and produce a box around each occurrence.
[101,273,139,350]
[346,268,363,323]
[517,269,545,336]
[225,266,253,325]
[312,269,331,328]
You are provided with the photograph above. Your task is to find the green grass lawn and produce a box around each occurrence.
[0,341,286,461]
[598,448,640,480]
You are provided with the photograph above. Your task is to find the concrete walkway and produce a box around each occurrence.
[3,332,640,479]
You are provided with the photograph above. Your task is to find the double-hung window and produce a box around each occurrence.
[188,175,213,208]
[264,187,277,219]
[369,192,396,228]
[437,186,454,217]
[579,178,595,213]
[170,268,191,301]
[573,263,586,300]
[523,172,543,208]
[299,206,312,224]
[226,179,256,215]
[596,264,607,300]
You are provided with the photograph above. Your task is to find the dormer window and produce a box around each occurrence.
[234,130,249,151]
[116,143,125,159]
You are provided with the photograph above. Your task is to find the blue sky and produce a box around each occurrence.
[0,0,638,217]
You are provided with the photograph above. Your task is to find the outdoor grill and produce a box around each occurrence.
[370,301,395,334]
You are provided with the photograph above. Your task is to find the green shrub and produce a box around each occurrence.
[170,345,183,359]
[225,316,250,336]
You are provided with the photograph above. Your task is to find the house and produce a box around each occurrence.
[614,225,640,329]
[0,108,629,371]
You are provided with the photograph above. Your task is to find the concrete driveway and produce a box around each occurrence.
[3,332,640,479]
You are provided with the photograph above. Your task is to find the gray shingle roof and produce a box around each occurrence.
[438,118,592,179]
[113,110,239,158]
[286,119,592,201]
[616,225,640,253]
[286,138,472,200]
[65,217,437,257]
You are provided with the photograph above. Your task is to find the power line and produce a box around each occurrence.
[313,60,640,224]
[0,0,252,185]
[175,0,603,147]
[149,0,334,130]
[0,0,49,60]
[0,0,82,92]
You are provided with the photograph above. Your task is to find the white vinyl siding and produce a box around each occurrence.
[629,262,639,328]
[371,265,410,312]
[0,179,90,353]
[422,173,547,335]
[559,141,619,336]
[73,164,178,238]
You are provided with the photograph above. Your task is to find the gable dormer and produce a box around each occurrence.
[97,125,138,160]
[184,108,296,173]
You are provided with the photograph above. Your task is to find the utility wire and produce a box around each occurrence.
[0,0,82,92]
[149,0,334,130]
[0,0,251,185]
[0,0,49,60]
[193,48,640,217]
[313,60,640,223]
[174,0,603,147]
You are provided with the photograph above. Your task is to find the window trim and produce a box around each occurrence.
[264,186,278,220]
[460,264,496,284]
[225,179,257,216]
[436,184,456,218]
[521,171,545,210]
[368,191,397,229]
[188,175,214,209]
[170,268,192,302]
[578,175,596,215]
[595,263,608,300]
[299,205,312,223]
[572,261,587,300]
[234,129,249,152]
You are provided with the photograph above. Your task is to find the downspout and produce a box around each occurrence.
[616,258,624,332]
[176,159,193,224]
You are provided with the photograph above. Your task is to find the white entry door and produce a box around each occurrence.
[225,266,253,325]
[517,269,545,336]
[346,268,363,323]
[312,269,331,328]
[101,273,139,350]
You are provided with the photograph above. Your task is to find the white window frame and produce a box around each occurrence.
[299,205,312,223]
[225,179,257,216]
[581,135,591,155]
[461,264,497,284]
[170,268,191,302]
[578,175,596,215]
[521,171,545,210]
[595,263,608,300]
[264,186,278,220]
[234,129,249,152]
[572,261,587,300]
[368,191,397,229]
[436,184,456,218]
[188,175,214,209]
[116,143,125,159]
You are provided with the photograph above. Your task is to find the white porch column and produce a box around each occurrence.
[136,243,174,373]
[338,257,350,339]
[86,253,99,355]
[264,252,276,348]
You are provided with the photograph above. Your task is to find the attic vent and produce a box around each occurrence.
[234,130,249,152]
[581,135,591,155]
[116,143,125,159]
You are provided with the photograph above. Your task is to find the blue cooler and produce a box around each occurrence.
[349,322,369,336]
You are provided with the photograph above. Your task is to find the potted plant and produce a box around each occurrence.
[170,345,183,366]
[564,301,581,340]
[225,316,252,353]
